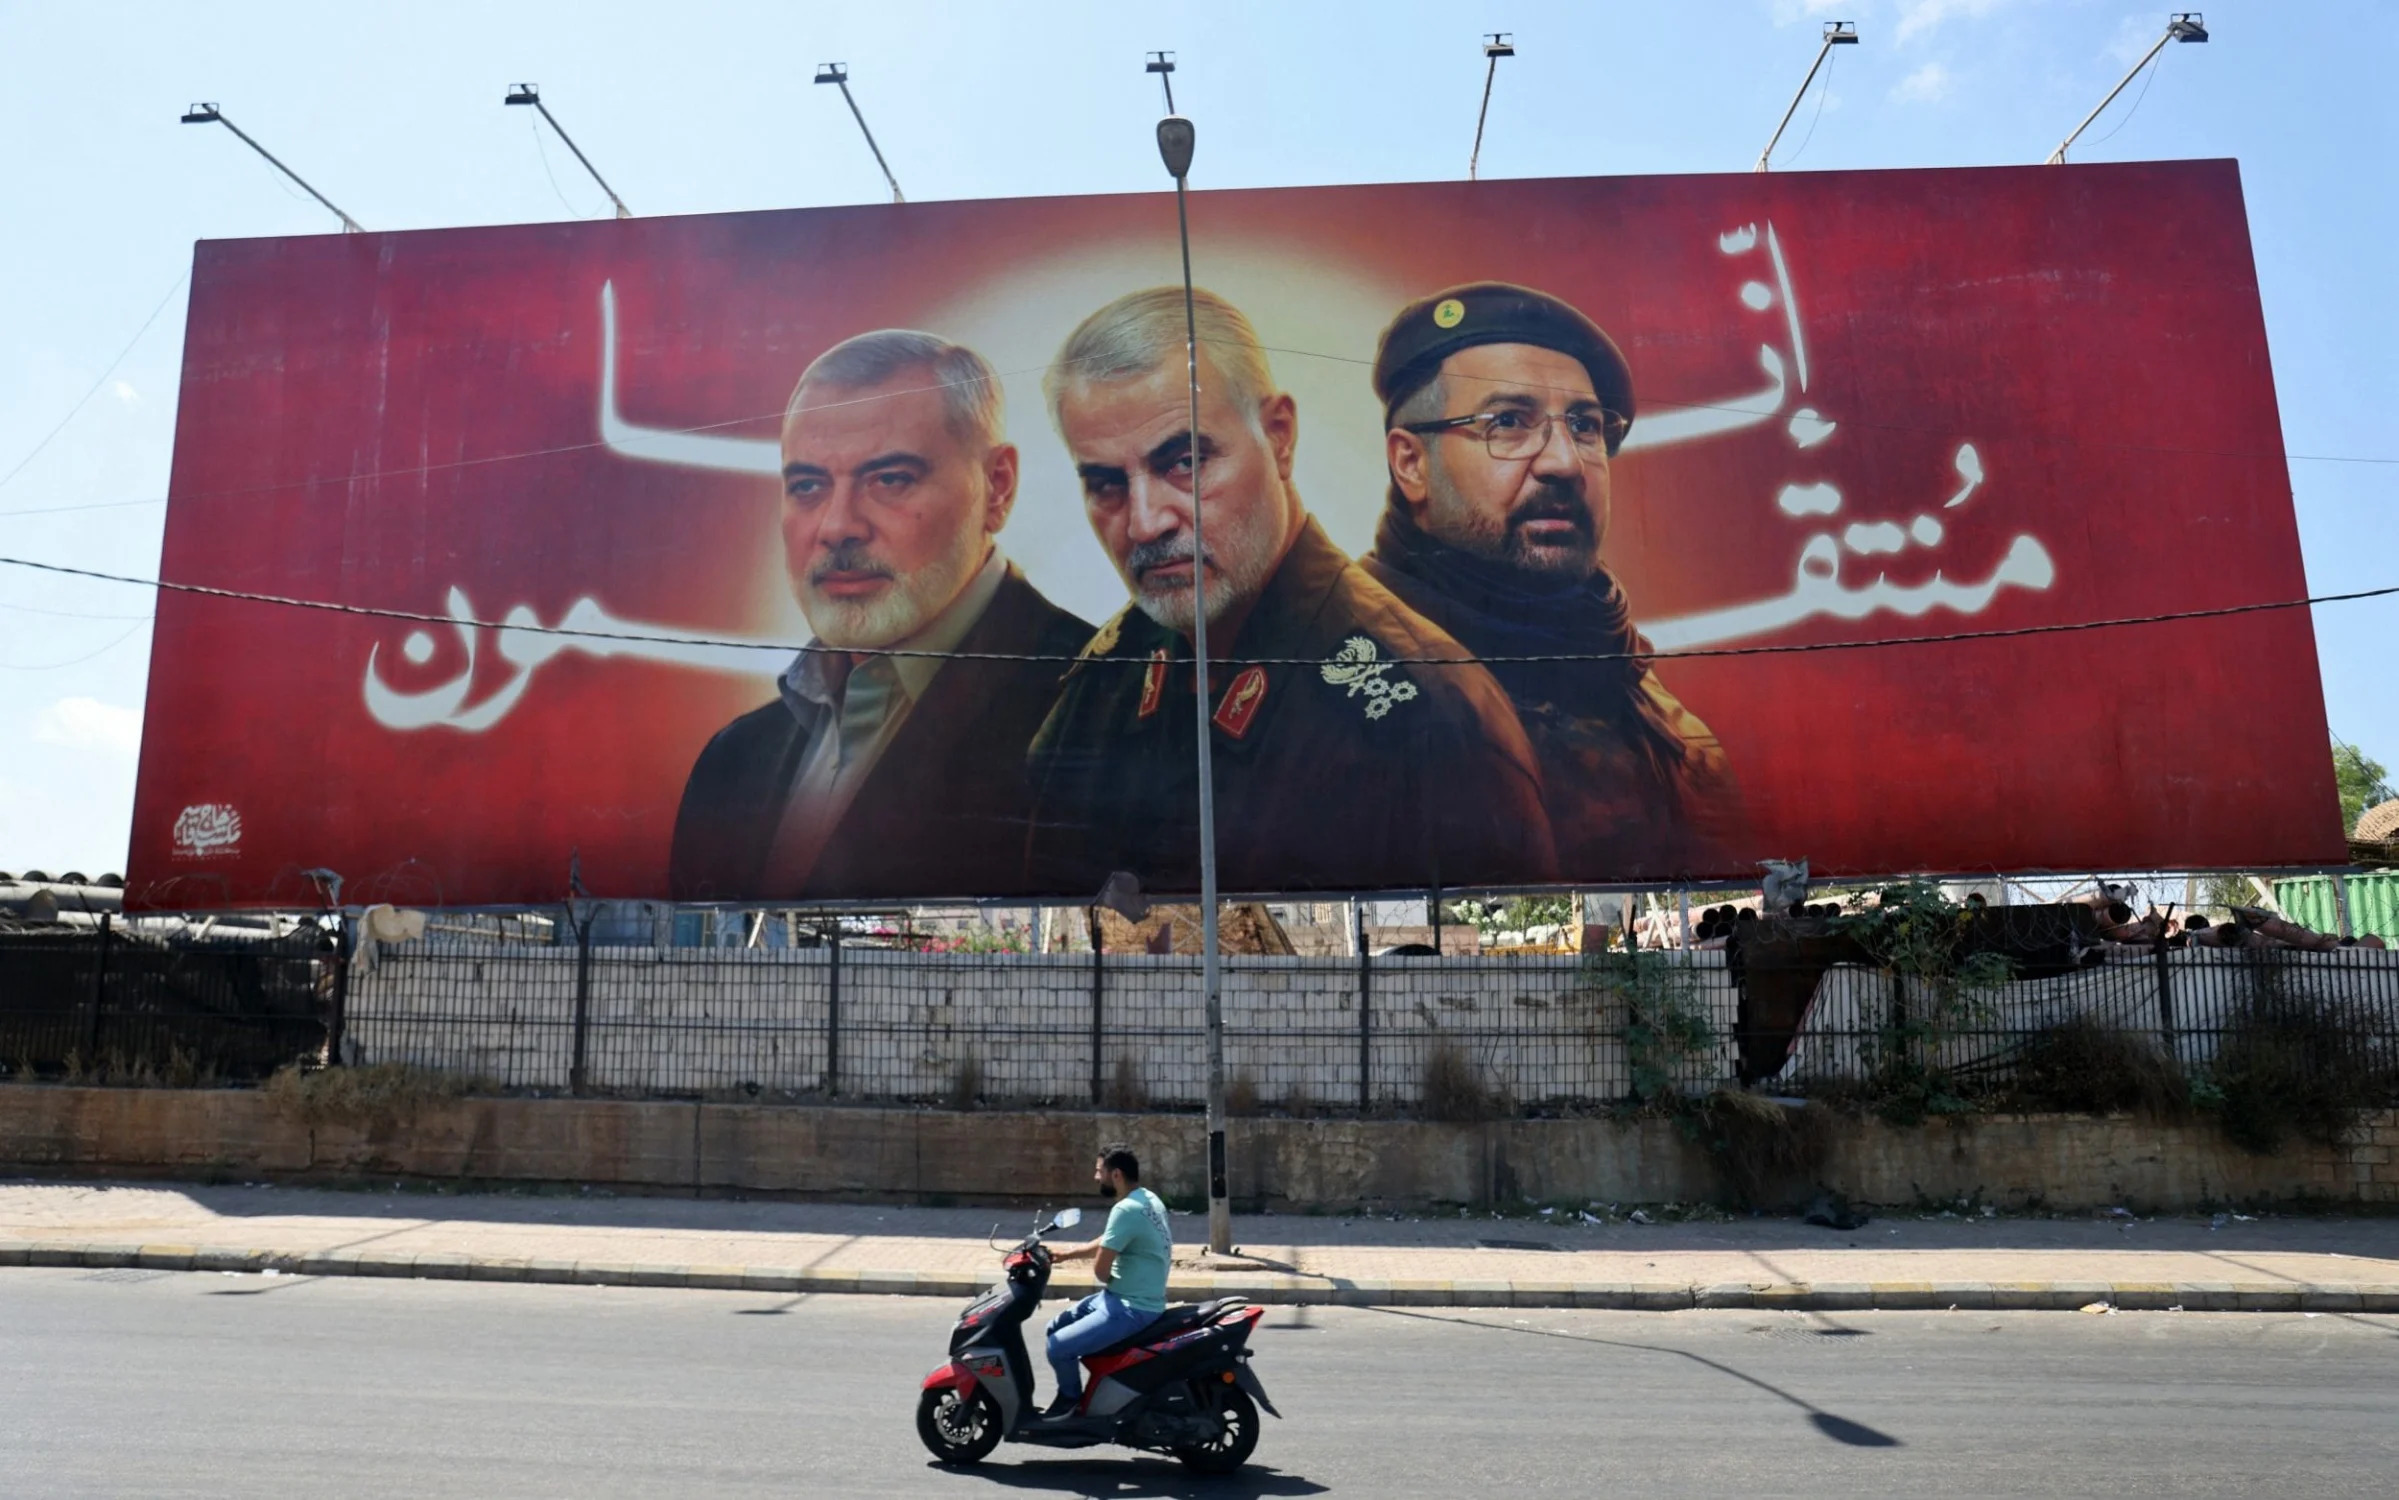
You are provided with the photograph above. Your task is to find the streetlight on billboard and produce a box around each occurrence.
[814,63,907,204]
[1151,64,1232,1259]
[179,103,364,233]
[1755,21,1858,172]
[504,84,633,219]
[1469,33,1515,182]
[2046,13,2208,164]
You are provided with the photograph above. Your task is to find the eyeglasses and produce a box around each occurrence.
[1399,406,1627,460]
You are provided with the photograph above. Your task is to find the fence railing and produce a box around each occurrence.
[6,924,2397,1111]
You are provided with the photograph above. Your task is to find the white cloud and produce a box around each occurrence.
[1891,60,1956,103]
[32,696,141,757]
[1896,0,2017,43]
[110,379,138,405]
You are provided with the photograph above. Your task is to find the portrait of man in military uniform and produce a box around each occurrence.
[1023,287,1555,895]
[1363,282,1737,878]
[670,329,1090,900]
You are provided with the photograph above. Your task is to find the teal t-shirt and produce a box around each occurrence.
[1098,1185,1173,1312]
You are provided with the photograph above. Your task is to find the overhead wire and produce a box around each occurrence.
[0,551,2390,670]
[0,272,190,495]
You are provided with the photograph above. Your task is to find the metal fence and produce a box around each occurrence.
[7,921,2398,1111]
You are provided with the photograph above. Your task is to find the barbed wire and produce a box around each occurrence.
[3,551,2391,669]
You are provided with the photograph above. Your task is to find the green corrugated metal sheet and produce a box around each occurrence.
[2273,871,2399,940]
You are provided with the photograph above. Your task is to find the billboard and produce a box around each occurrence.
[127,159,2341,910]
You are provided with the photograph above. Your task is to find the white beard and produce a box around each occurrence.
[799,525,987,650]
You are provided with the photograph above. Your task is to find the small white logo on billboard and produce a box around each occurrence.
[171,803,243,859]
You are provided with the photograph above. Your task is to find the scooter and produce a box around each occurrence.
[915,1206,1279,1474]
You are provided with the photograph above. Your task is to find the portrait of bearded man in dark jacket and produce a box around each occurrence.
[1362,281,1738,879]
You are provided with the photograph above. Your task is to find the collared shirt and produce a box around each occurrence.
[760,547,1007,890]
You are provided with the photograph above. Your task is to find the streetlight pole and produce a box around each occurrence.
[504,84,633,219]
[1755,22,1858,172]
[179,103,364,233]
[1153,103,1231,1258]
[1469,33,1514,181]
[2046,12,2208,164]
[814,63,906,203]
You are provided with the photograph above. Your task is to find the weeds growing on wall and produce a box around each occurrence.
[1420,1035,1505,1123]
[2207,960,2398,1154]
[1578,948,1713,1106]
[1690,1088,1835,1207]
[1830,881,2015,1123]
[263,1062,472,1132]
[2005,1017,2191,1121]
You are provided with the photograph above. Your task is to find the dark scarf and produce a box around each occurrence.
[1371,505,1651,708]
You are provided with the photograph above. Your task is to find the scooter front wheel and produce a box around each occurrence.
[916,1385,1005,1466]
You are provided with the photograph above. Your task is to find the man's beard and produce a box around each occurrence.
[1123,500,1280,635]
[1426,469,1598,582]
[1099,1178,1119,1201]
[798,527,985,649]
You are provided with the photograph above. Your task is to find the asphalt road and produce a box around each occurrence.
[4,1268,2396,1498]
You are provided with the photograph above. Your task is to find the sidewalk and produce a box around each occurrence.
[6,1180,2397,1312]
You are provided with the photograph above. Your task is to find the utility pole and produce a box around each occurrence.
[180,104,364,232]
[1469,34,1514,181]
[2047,13,2208,164]
[1756,22,1857,172]
[1151,51,1230,1257]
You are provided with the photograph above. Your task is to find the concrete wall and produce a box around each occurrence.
[346,944,2399,1109]
[4,1085,2392,1213]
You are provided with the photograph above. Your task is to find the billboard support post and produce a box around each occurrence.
[826,926,844,1097]
[1088,908,1105,1108]
[1156,109,1231,1257]
[1355,905,1372,1114]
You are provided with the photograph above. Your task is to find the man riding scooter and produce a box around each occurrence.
[1038,1144,1172,1420]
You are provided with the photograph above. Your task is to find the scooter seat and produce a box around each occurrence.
[1083,1298,1240,1359]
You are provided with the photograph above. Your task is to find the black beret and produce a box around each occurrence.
[1372,281,1636,441]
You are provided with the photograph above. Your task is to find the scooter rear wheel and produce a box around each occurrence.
[916,1386,1005,1466]
[1172,1385,1260,1474]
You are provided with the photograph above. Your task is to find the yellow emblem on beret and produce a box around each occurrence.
[1433,298,1466,329]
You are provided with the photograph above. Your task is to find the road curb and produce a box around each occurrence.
[5,1239,2396,1312]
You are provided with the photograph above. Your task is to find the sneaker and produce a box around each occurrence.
[1038,1395,1080,1421]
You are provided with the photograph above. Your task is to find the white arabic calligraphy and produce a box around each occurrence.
[362,227,2063,733]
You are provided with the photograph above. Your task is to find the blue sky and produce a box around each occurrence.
[1,0,2392,876]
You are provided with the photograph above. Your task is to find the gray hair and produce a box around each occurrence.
[788,328,1004,449]
[1389,372,1447,430]
[1044,287,1276,431]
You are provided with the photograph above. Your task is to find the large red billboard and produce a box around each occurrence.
[127,159,2340,909]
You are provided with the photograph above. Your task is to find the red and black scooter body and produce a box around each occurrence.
[916,1212,1276,1471]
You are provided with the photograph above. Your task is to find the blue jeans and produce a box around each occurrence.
[1044,1290,1159,1403]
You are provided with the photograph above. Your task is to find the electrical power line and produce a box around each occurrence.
[1,551,2390,670]
[0,273,189,496]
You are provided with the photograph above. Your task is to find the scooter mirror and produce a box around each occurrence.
[1054,1206,1084,1230]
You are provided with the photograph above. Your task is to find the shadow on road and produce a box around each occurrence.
[1365,1306,1902,1449]
[927,1457,1327,1496]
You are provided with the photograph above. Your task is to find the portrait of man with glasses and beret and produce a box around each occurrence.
[1362,281,1738,880]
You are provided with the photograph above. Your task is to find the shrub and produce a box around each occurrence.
[1694,1089,1834,1208]
[1421,1036,1501,1123]
[2008,1017,2188,1119]
[2208,988,2397,1155]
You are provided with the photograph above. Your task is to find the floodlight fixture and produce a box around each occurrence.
[815,62,906,203]
[502,83,632,219]
[179,101,365,233]
[1756,21,1858,172]
[1469,33,1515,181]
[2048,13,2208,164]
[1147,50,1178,113]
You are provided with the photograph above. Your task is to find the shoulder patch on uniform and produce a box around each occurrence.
[1080,607,1131,659]
[1321,635,1421,721]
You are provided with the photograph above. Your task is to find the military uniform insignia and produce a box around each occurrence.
[1137,648,1170,719]
[1081,608,1128,659]
[1211,665,1269,739]
[1321,636,1420,721]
